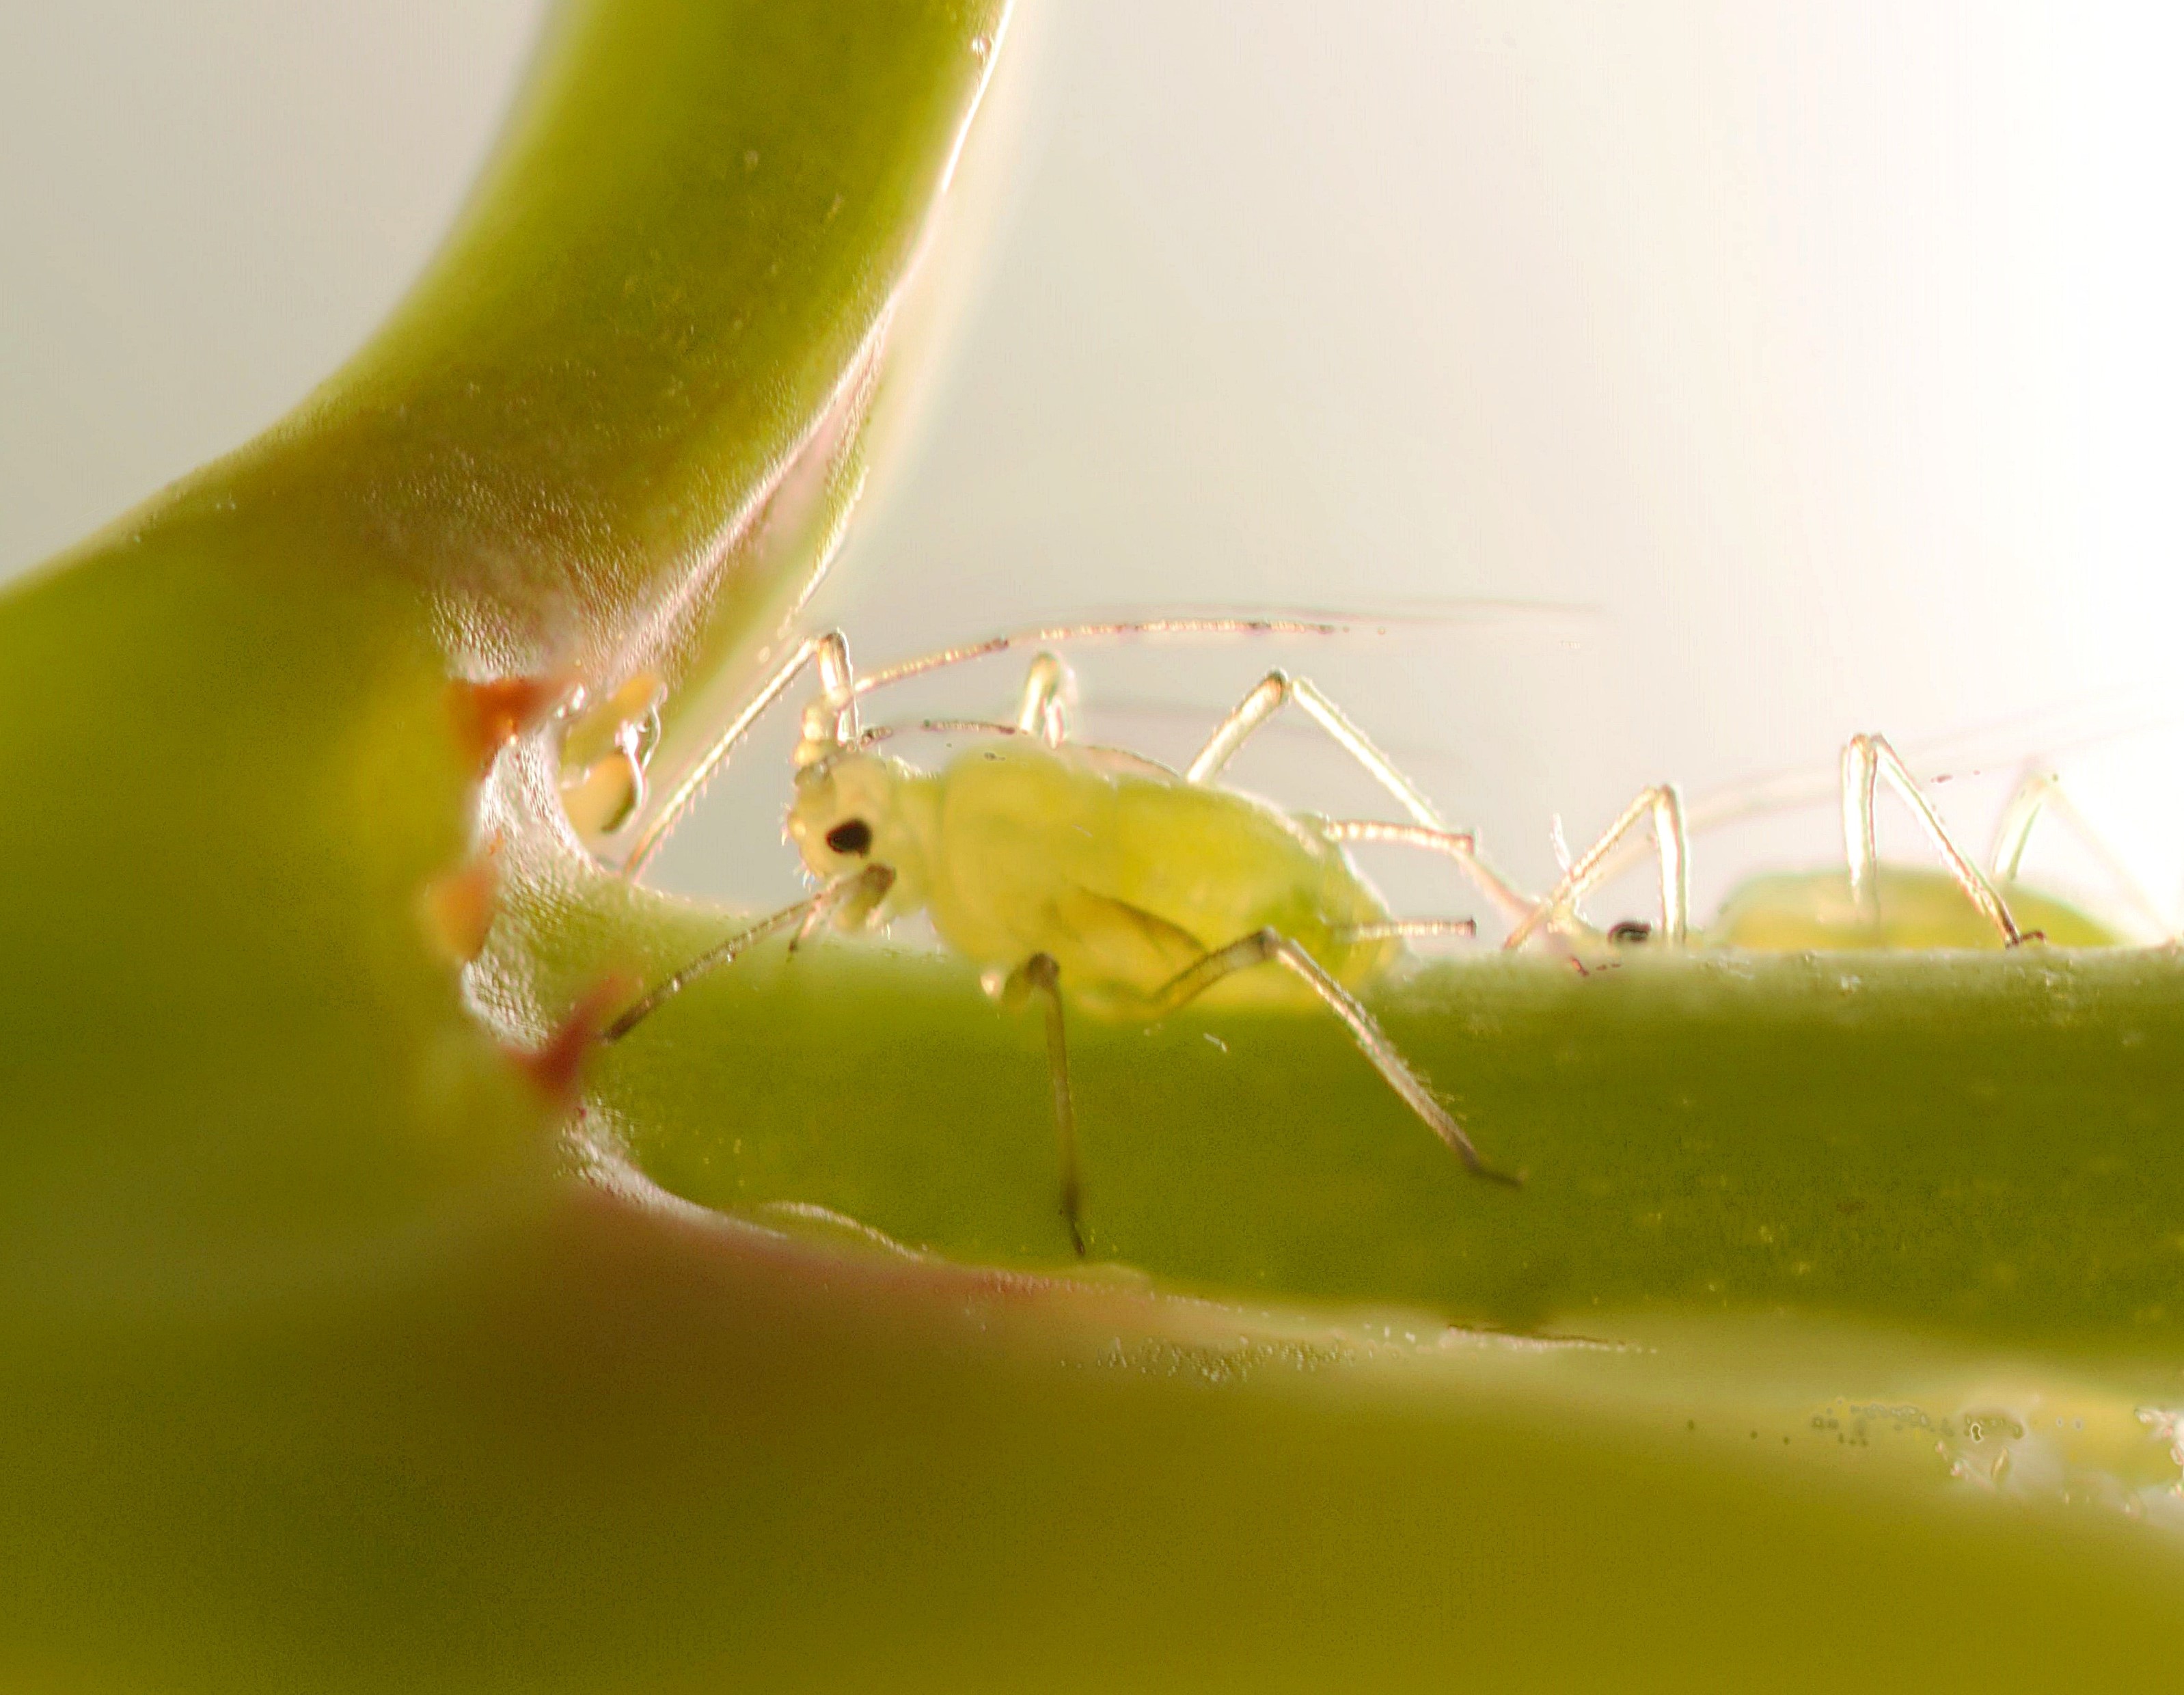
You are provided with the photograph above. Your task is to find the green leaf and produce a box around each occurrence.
[3,1,2182,1687]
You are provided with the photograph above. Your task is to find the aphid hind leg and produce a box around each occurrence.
[1000,952,1087,1256]
[1339,919,1479,943]
[1189,675,1539,935]
[1187,670,1444,828]
[1841,733,2025,944]
[1318,820,1537,934]
[1503,786,1689,952]
[602,865,894,1042]
[1151,929,1516,1185]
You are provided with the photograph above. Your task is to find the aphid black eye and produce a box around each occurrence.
[825,818,873,856]
[1607,919,1652,946]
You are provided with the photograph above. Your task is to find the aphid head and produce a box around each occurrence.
[786,752,933,923]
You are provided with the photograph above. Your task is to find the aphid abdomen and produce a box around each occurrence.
[923,742,1117,973]
[1102,769,1398,1009]
[925,740,1396,1017]
[1707,865,2124,951]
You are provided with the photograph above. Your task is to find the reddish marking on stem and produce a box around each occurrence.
[448,673,573,774]
[418,851,502,965]
[512,973,638,1108]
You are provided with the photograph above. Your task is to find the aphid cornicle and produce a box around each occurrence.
[603,620,1523,1257]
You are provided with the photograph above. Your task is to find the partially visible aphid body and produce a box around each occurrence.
[606,621,1525,1256]
[1701,865,2122,951]
[1509,731,2133,955]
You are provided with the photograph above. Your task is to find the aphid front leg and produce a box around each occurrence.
[787,860,895,953]
[1151,929,1517,1185]
[603,864,894,1042]
[1503,785,1689,952]
[999,952,1086,1256]
[1841,733,2025,943]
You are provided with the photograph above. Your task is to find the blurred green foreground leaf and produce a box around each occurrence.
[3,1,2183,1687]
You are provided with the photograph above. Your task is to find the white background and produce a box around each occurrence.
[7,3,2183,933]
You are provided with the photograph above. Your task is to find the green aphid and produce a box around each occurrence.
[603,619,1524,1254]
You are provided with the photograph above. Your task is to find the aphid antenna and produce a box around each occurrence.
[853,717,1026,750]
[622,619,1359,874]
[620,604,1596,876]
[848,616,1350,697]
[832,718,1185,781]
[1057,694,1451,768]
[799,717,1030,779]
[624,629,856,876]
[845,599,1606,699]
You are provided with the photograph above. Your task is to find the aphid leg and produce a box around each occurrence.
[1841,734,2024,944]
[621,630,858,876]
[1013,651,1076,748]
[1988,770,2170,936]
[629,620,1355,876]
[1187,670,1443,827]
[1502,786,1689,953]
[787,877,850,953]
[1188,675,1539,931]
[1151,930,1518,1185]
[1000,952,1086,1256]
[603,865,893,1042]
[1318,820,1538,935]
[1988,771,2059,884]
[1339,919,1479,943]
